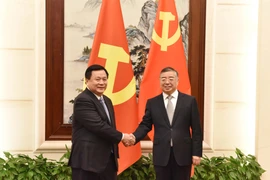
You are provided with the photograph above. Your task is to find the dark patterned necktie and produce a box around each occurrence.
[100,96,111,124]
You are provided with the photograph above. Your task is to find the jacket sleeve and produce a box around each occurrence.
[133,100,153,142]
[190,97,203,157]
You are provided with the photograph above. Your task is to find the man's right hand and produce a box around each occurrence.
[122,133,135,147]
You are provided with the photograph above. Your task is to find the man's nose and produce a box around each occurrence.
[164,79,171,83]
[99,80,107,84]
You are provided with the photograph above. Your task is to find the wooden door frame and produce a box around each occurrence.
[45,0,206,140]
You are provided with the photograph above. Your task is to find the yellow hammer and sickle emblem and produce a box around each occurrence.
[152,11,180,51]
[98,43,136,105]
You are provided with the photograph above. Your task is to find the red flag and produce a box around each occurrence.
[88,0,141,174]
[138,0,191,139]
[137,0,193,175]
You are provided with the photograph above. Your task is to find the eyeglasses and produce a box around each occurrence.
[160,77,176,82]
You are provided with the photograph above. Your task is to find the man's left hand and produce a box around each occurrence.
[192,156,201,166]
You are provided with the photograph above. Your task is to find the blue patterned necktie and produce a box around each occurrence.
[100,96,114,153]
[99,96,111,123]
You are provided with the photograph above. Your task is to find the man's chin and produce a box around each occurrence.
[98,90,105,94]
[164,88,172,92]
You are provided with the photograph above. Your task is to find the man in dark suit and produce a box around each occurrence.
[131,67,203,180]
[68,64,132,180]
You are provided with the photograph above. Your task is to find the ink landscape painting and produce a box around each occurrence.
[64,0,189,123]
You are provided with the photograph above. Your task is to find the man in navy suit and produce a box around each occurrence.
[68,64,132,180]
[131,67,203,180]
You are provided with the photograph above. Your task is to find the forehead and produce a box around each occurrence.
[91,70,107,78]
[160,71,177,77]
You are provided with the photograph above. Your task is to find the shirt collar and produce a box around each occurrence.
[162,90,178,100]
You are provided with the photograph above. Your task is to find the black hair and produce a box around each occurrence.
[85,64,109,79]
[160,67,179,77]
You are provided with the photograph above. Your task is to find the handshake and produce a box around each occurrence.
[122,133,136,147]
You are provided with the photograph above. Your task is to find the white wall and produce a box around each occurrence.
[0,0,36,153]
[207,0,258,154]
[0,0,269,179]
[256,0,270,179]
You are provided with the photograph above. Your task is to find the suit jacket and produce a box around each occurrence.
[133,91,202,166]
[68,88,122,173]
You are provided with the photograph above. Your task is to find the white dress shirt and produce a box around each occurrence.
[162,90,178,110]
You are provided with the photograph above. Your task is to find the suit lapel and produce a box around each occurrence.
[171,91,184,126]
[157,94,171,127]
[103,96,115,127]
[85,89,113,126]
